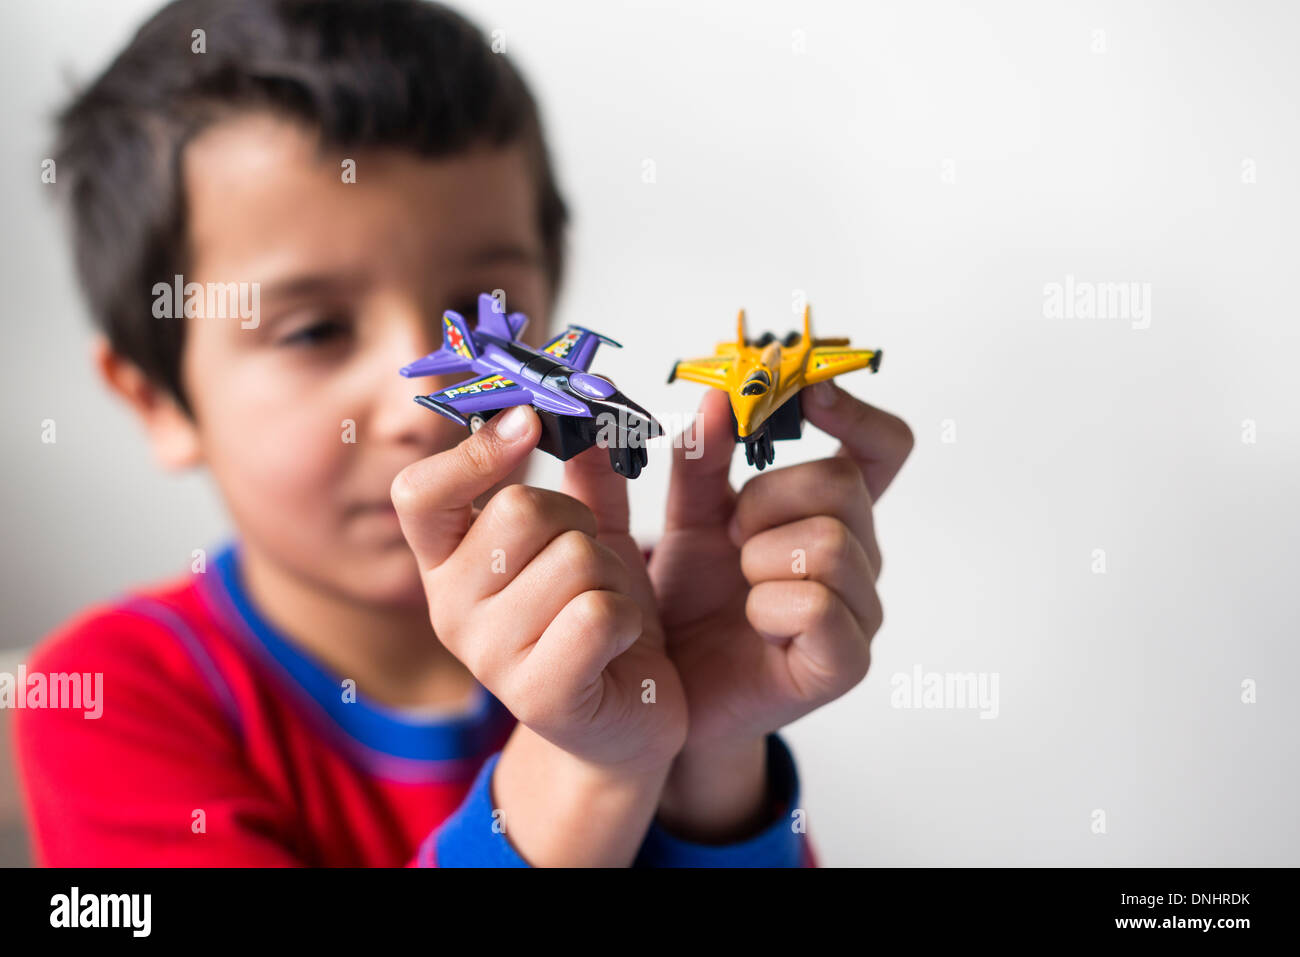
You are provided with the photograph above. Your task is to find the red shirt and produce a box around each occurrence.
[14,542,810,867]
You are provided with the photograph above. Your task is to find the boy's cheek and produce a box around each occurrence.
[202,389,344,487]
[186,368,347,525]
[211,431,344,550]
[211,428,427,606]
[189,379,431,604]
[187,347,349,477]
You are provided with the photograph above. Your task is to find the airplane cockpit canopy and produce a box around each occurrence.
[741,368,771,396]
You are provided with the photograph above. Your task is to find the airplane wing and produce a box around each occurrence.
[803,348,881,385]
[666,356,734,389]
[400,350,473,378]
[413,372,533,426]
[400,311,478,378]
[541,325,620,371]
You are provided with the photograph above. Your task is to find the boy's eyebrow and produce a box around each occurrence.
[255,244,541,308]
[259,272,370,301]
[461,243,544,268]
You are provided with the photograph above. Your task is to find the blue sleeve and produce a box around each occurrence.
[422,734,809,867]
[634,734,809,868]
[420,751,529,867]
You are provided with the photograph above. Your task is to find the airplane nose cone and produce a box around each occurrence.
[608,390,664,440]
[732,393,764,436]
[624,399,664,439]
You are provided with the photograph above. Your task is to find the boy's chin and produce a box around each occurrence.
[333,547,430,610]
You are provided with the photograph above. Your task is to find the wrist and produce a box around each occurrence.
[656,735,771,843]
[492,724,671,867]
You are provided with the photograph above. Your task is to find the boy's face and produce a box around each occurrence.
[176,112,552,608]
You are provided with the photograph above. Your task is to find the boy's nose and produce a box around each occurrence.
[403,325,442,369]
[375,324,463,451]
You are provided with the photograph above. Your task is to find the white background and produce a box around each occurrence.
[2,0,1297,865]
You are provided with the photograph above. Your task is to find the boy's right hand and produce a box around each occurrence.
[391,404,687,865]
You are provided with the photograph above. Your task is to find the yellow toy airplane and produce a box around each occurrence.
[667,305,881,469]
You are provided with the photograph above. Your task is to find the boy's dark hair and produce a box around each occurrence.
[54,0,568,412]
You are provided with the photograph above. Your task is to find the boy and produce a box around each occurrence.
[15,0,912,866]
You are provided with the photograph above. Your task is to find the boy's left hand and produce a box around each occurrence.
[648,383,912,841]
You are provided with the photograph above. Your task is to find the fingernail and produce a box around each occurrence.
[493,406,532,441]
[810,382,837,407]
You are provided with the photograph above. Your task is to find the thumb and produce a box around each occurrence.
[391,404,540,571]
[664,388,736,532]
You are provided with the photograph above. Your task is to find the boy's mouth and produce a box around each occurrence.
[347,501,404,536]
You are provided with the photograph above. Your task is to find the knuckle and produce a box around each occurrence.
[737,538,763,582]
[554,529,605,582]
[829,620,874,694]
[800,581,840,626]
[845,645,872,687]
[559,530,627,594]
[823,454,866,493]
[889,414,916,456]
[556,493,598,537]
[571,589,636,640]
[569,588,615,631]
[811,515,855,569]
[487,483,545,528]
[732,480,759,520]
[389,467,420,516]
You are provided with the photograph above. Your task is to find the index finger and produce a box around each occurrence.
[560,442,631,535]
[390,404,541,571]
[663,388,736,531]
[801,381,913,501]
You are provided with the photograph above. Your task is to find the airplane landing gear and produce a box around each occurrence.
[742,428,775,470]
[730,394,803,471]
[609,443,648,480]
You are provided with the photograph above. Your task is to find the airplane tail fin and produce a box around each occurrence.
[476,292,529,340]
[803,302,850,347]
[737,308,748,346]
[441,309,478,359]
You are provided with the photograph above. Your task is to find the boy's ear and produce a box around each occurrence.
[93,337,203,470]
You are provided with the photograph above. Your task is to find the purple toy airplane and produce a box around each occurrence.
[400,293,663,478]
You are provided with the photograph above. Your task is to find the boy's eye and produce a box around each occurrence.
[278,316,352,348]
[451,301,480,327]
